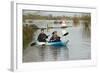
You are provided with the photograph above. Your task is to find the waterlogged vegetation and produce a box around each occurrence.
[23,24,38,49]
[23,14,91,28]
[23,14,72,22]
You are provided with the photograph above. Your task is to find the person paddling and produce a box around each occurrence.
[37,29,48,42]
[50,31,61,42]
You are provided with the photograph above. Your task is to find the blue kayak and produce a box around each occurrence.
[36,40,69,47]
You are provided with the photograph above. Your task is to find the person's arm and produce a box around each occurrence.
[50,37,53,41]
[44,34,48,39]
[50,37,56,42]
[56,36,61,41]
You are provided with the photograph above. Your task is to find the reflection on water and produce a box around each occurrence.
[23,46,69,62]
[39,46,69,61]
[23,21,91,62]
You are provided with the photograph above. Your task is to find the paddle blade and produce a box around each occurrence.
[63,32,69,36]
[30,42,36,46]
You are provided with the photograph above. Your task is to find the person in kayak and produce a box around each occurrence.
[37,29,48,42]
[50,31,61,42]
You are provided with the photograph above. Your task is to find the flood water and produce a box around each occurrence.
[23,20,91,62]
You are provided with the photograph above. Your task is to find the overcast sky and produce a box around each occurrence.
[23,10,90,17]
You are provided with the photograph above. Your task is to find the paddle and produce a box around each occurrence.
[30,42,36,46]
[30,32,69,46]
[63,32,69,36]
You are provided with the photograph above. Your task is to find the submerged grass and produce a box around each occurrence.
[23,24,38,49]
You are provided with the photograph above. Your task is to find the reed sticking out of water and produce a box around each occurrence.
[73,15,80,26]
[23,24,38,49]
[82,15,91,37]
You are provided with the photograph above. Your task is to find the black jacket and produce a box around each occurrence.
[37,33,48,42]
[50,36,61,42]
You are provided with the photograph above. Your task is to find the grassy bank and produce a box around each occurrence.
[23,24,38,49]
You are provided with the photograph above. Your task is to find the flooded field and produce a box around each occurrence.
[23,20,91,62]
